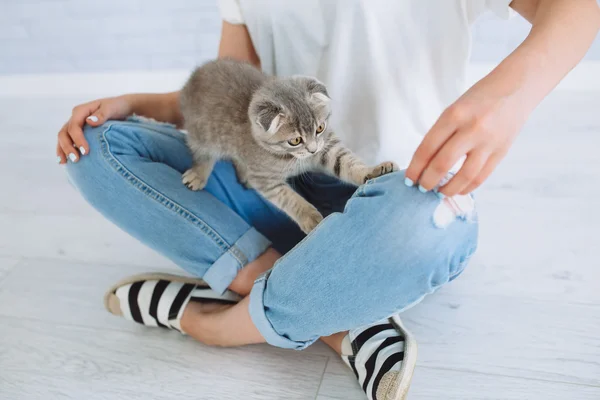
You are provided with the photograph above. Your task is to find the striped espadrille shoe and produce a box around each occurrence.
[341,315,418,400]
[104,273,241,333]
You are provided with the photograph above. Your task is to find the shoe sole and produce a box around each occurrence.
[387,315,419,400]
[103,272,240,315]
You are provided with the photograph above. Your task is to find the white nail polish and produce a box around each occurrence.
[79,146,86,155]
[56,156,62,164]
[87,116,99,122]
[68,153,77,162]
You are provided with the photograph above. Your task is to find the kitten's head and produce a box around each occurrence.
[249,76,332,159]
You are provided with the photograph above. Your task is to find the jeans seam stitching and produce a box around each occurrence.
[99,123,246,265]
[228,244,248,266]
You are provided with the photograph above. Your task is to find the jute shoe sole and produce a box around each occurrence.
[384,315,418,400]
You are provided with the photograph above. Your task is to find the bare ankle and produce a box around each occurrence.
[229,247,281,295]
[182,297,265,348]
[180,301,230,338]
[320,331,349,355]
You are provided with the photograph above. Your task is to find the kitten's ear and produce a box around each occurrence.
[293,76,330,99]
[253,101,286,134]
[310,91,331,108]
[294,76,331,114]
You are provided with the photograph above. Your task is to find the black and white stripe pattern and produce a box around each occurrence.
[114,279,239,333]
[342,316,417,400]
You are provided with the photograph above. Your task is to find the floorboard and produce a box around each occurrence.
[1,90,599,399]
[0,317,327,400]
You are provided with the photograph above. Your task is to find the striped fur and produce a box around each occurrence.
[313,134,398,185]
[180,59,398,234]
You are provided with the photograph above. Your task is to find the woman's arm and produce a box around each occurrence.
[499,0,600,115]
[405,0,600,196]
[125,91,183,127]
[218,21,261,68]
[57,21,260,162]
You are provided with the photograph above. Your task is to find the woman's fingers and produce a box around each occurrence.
[77,104,112,156]
[460,153,501,195]
[85,107,108,126]
[66,119,88,158]
[68,108,92,157]
[68,101,102,157]
[405,107,460,186]
[57,123,70,164]
[56,142,67,165]
[56,99,114,165]
[58,125,79,163]
[416,130,474,192]
[438,150,489,197]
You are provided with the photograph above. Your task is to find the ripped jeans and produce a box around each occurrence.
[66,118,478,350]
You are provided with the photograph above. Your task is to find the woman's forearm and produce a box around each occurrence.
[124,91,184,127]
[483,0,600,115]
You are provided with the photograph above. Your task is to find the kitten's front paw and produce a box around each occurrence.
[364,161,399,182]
[298,210,324,234]
[182,169,208,191]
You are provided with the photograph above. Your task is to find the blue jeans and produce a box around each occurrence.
[66,118,478,350]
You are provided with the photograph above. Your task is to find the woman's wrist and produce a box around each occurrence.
[162,91,184,127]
[121,91,183,126]
[481,48,543,120]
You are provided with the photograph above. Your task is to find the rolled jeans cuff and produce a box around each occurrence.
[203,227,271,294]
[248,270,317,350]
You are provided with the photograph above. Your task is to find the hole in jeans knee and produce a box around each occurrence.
[432,194,476,229]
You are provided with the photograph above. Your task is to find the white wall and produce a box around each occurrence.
[0,0,220,74]
[0,0,598,75]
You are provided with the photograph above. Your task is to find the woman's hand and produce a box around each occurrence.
[405,0,600,197]
[56,96,133,164]
[405,77,527,197]
[56,19,261,165]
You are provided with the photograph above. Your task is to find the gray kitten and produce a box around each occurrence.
[180,59,398,233]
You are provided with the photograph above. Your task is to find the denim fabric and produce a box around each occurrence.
[249,172,478,349]
[67,118,478,349]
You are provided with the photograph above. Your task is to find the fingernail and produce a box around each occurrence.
[418,185,428,193]
[68,153,78,162]
[404,177,414,187]
[87,116,99,123]
[79,146,86,155]
[56,156,62,164]
[436,192,446,199]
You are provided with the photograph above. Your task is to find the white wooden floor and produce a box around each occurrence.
[1,90,599,400]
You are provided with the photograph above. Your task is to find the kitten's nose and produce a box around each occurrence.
[307,143,318,154]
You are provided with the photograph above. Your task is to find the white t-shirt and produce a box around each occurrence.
[218,0,513,167]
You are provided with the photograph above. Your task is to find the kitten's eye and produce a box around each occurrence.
[316,122,326,134]
[288,137,303,146]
